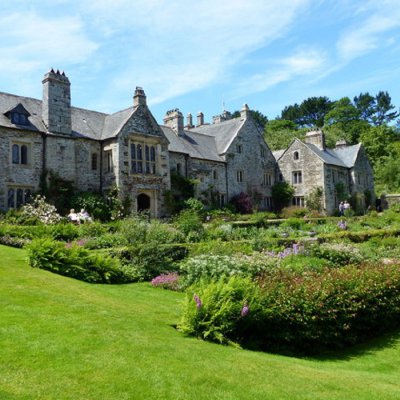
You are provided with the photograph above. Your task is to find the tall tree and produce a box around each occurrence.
[264,119,304,150]
[281,97,332,128]
[353,92,375,123]
[374,91,399,126]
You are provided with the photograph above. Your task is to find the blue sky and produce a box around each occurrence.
[1,0,400,124]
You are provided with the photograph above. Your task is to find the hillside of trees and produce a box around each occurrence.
[259,91,400,195]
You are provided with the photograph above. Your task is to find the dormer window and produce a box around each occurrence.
[5,103,30,126]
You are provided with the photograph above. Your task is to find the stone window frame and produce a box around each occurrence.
[263,172,272,186]
[11,141,31,166]
[292,196,305,207]
[105,150,113,173]
[7,186,32,209]
[292,170,302,185]
[91,153,98,171]
[237,170,243,183]
[130,140,157,175]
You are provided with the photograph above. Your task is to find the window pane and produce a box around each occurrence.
[24,189,32,203]
[8,189,15,208]
[16,189,24,208]
[150,147,155,161]
[146,162,150,173]
[137,161,143,173]
[137,145,142,160]
[91,153,98,170]
[12,144,19,164]
[131,144,136,160]
[145,145,150,161]
[21,145,28,164]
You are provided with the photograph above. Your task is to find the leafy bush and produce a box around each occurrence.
[26,238,138,283]
[20,195,62,225]
[280,206,307,218]
[178,276,261,346]
[230,192,253,214]
[180,263,400,354]
[174,210,204,241]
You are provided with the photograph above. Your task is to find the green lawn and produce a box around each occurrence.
[1,245,399,400]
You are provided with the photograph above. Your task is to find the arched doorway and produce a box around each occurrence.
[137,193,151,212]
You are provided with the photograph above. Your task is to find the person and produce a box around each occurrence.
[68,209,79,224]
[338,201,344,216]
[343,201,350,212]
[79,208,92,223]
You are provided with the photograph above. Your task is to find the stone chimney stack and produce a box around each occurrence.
[197,112,204,126]
[240,103,250,119]
[186,113,194,129]
[133,87,146,108]
[163,108,184,136]
[213,110,232,124]
[42,69,71,135]
[304,129,326,151]
[335,139,348,149]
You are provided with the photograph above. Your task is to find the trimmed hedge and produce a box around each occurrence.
[179,263,400,354]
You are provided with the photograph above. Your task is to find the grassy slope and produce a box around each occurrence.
[0,245,399,400]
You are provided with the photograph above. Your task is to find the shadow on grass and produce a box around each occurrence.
[305,329,400,362]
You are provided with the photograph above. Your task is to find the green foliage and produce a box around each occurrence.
[26,238,137,283]
[305,187,324,213]
[263,119,304,150]
[71,191,111,221]
[20,195,62,225]
[281,96,332,128]
[271,182,294,211]
[165,172,197,214]
[174,209,205,241]
[178,276,261,346]
[279,206,307,218]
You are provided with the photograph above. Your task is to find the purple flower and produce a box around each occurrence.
[241,304,249,317]
[293,243,299,255]
[193,294,202,309]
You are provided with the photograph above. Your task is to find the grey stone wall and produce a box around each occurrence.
[225,118,276,209]
[0,128,43,210]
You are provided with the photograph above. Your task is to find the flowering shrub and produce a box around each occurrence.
[230,192,253,214]
[151,273,181,291]
[180,263,400,353]
[178,276,261,346]
[20,195,62,225]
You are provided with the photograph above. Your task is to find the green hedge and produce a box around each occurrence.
[179,263,400,354]
[26,238,138,283]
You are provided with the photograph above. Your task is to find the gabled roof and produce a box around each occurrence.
[162,126,224,162]
[4,102,31,117]
[276,136,362,168]
[189,117,244,154]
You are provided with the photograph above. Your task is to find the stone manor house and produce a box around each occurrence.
[0,69,374,217]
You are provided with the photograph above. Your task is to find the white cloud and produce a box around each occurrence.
[233,47,328,96]
[337,3,400,62]
[81,0,311,107]
[0,11,98,93]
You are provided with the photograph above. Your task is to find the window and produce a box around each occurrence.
[91,153,98,171]
[292,171,302,185]
[263,173,272,186]
[219,194,225,208]
[260,147,265,158]
[11,112,28,125]
[292,196,305,207]
[105,150,113,173]
[236,144,242,154]
[213,170,217,180]
[7,188,32,209]
[332,170,336,183]
[279,173,283,182]
[176,163,182,175]
[293,151,299,160]
[130,142,156,174]
[12,143,29,165]
[237,170,243,182]
[263,196,272,210]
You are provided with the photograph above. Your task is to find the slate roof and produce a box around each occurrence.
[274,138,361,168]
[189,118,244,154]
[161,126,224,162]
[0,91,164,141]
